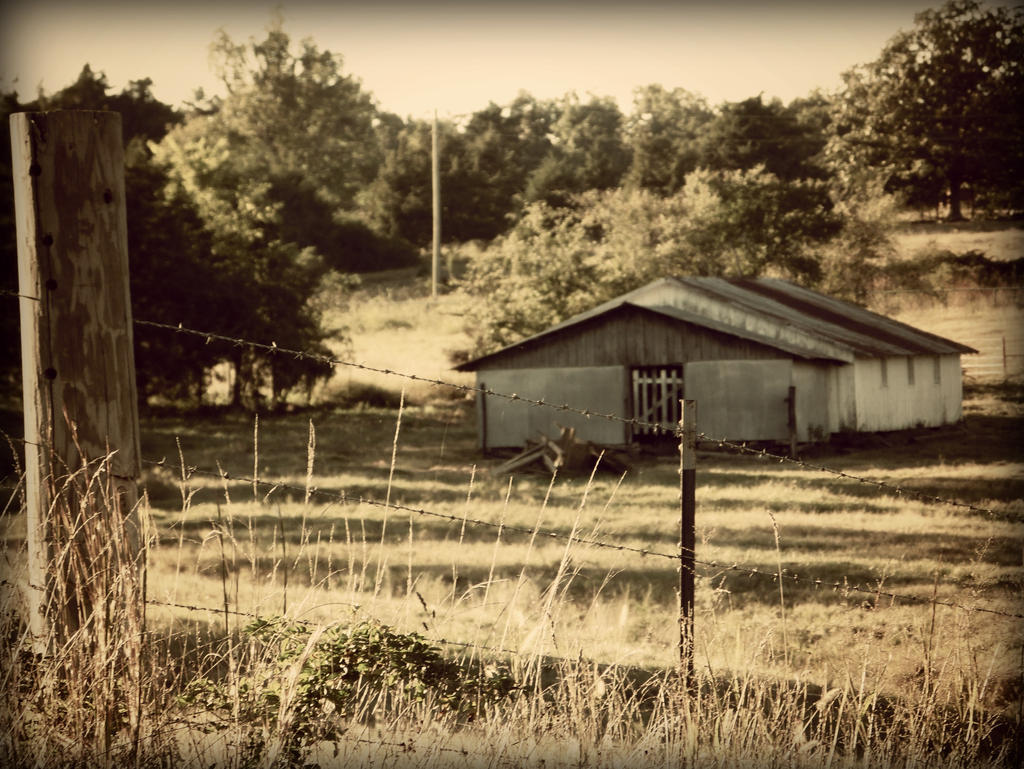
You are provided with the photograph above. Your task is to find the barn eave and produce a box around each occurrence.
[454,300,849,372]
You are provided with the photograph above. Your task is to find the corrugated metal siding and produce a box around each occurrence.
[830,365,857,433]
[477,366,628,448]
[852,354,963,431]
[627,281,854,362]
[469,305,790,372]
[792,362,832,442]
[684,360,792,441]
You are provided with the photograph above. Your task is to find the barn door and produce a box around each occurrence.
[631,365,684,438]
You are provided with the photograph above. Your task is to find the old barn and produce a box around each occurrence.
[455,277,977,450]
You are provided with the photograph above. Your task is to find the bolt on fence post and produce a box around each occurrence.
[679,399,696,685]
[11,110,143,653]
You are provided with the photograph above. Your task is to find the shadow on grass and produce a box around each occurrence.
[713,525,1021,566]
[166,550,1013,620]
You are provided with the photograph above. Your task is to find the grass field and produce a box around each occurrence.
[892,221,1024,263]
[874,220,1023,381]
[3,376,1021,767]
[2,226,1022,767]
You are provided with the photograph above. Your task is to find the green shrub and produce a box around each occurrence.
[331,381,405,409]
[180,618,516,763]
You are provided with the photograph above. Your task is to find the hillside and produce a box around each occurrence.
[891,220,1024,262]
[883,220,1023,381]
[325,222,1023,401]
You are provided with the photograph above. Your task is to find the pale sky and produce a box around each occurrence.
[0,0,978,120]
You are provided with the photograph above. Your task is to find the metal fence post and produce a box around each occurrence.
[679,399,696,684]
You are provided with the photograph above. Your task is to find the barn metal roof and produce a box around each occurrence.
[455,277,976,371]
[666,277,977,357]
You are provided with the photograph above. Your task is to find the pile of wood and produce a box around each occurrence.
[494,426,631,476]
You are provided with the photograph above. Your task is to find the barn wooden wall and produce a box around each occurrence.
[471,306,790,372]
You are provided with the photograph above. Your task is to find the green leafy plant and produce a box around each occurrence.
[179,617,516,763]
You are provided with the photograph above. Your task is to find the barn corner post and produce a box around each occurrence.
[10,110,144,655]
[679,399,696,687]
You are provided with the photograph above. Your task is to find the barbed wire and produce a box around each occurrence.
[690,438,1008,518]
[135,318,675,438]
[0,288,40,301]
[142,457,682,563]
[0,309,1016,617]
[135,318,1009,519]
[0,300,1010,517]
[6,439,1020,617]
[141,458,1024,621]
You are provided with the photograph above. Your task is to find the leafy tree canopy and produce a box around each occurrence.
[162,20,414,275]
[461,167,843,355]
[624,84,713,195]
[696,94,830,182]
[360,93,558,246]
[829,0,1024,219]
[207,22,379,210]
[523,94,631,207]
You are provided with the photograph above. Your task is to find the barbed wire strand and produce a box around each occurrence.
[1,436,1017,616]
[142,458,1024,620]
[134,318,1007,518]
[0,288,40,301]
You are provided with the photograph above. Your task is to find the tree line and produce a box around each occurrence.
[1,0,1021,405]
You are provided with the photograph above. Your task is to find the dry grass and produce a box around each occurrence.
[3,371,1021,767]
[891,222,1024,263]
[868,290,1024,382]
[2,260,1023,768]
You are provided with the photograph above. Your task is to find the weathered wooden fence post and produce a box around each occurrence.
[11,110,142,651]
[679,399,696,684]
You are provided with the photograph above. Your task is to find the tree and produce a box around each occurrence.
[816,176,901,305]
[461,170,841,355]
[457,93,557,237]
[696,95,830,182]
[676,167,841,281]
[359,117,475,246]
[124,154,230,402]
[186,21,414,274]
[152,118,333,406]
[829,0,1024,220]
[208,23,379,210]
[360,94,556,246]
[32,65,181,148]
[524,94,630,206]
[624,84,713,195]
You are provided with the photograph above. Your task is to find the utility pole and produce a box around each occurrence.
[431,109,440,299]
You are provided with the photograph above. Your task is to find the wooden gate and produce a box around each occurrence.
[631,365,684,437]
